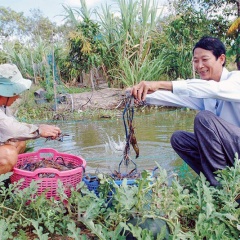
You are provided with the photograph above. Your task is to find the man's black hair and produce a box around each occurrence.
[193,36,226,66]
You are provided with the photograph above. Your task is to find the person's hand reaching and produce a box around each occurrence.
[38,124,61,139]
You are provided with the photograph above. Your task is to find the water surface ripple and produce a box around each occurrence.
[32,109,196,174]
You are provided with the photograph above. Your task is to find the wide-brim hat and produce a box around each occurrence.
[0,63,32,97]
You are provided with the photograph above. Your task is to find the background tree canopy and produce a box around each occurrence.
[0,0,239,87]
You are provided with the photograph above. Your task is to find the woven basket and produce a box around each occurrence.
[11,148,86,199]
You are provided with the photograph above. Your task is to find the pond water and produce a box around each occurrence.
[32,109,196,175]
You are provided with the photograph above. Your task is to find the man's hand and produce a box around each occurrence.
[131,81,160,101]
[131,80,173,101]
[38,124,61,139]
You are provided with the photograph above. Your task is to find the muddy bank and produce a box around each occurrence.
[66,87,126,111]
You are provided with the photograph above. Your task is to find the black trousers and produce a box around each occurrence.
[170,110,240,186]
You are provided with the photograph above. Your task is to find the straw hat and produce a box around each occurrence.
[0,63,32,97]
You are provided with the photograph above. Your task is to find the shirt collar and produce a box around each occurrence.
[220,67,229,81]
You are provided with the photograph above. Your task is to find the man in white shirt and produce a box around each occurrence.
[131,36,240,186]
[0,64,61,175]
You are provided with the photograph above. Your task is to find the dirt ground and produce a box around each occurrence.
[68,84,126,111]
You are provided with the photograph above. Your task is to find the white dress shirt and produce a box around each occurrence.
[146,68,240,127]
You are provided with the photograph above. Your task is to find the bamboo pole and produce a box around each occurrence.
[52,32,58,111]
[30,52,37,84]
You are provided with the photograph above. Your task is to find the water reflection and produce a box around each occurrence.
[32,109,196,174]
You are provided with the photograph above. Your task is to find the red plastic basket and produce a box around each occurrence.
[10,148,86,200]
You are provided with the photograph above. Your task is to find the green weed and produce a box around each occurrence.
[1,156,240,239]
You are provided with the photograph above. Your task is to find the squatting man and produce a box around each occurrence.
[0,63,61,175]
[131,36,240,187]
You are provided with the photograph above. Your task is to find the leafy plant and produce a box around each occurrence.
[1,155,240,239]
[111,53,166,87]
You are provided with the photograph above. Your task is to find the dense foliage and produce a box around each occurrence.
[1,0,239,90]
[1,157,240,239]
[68,18,104,73]
[171,0,240,69]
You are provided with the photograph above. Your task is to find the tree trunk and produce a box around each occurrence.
[90,68,95,90]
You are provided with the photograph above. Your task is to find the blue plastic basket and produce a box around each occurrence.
[114,178,136,186]
[83,175,136,196]
[83,177,99,195]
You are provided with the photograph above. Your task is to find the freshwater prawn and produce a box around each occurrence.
[118,91,139,174]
